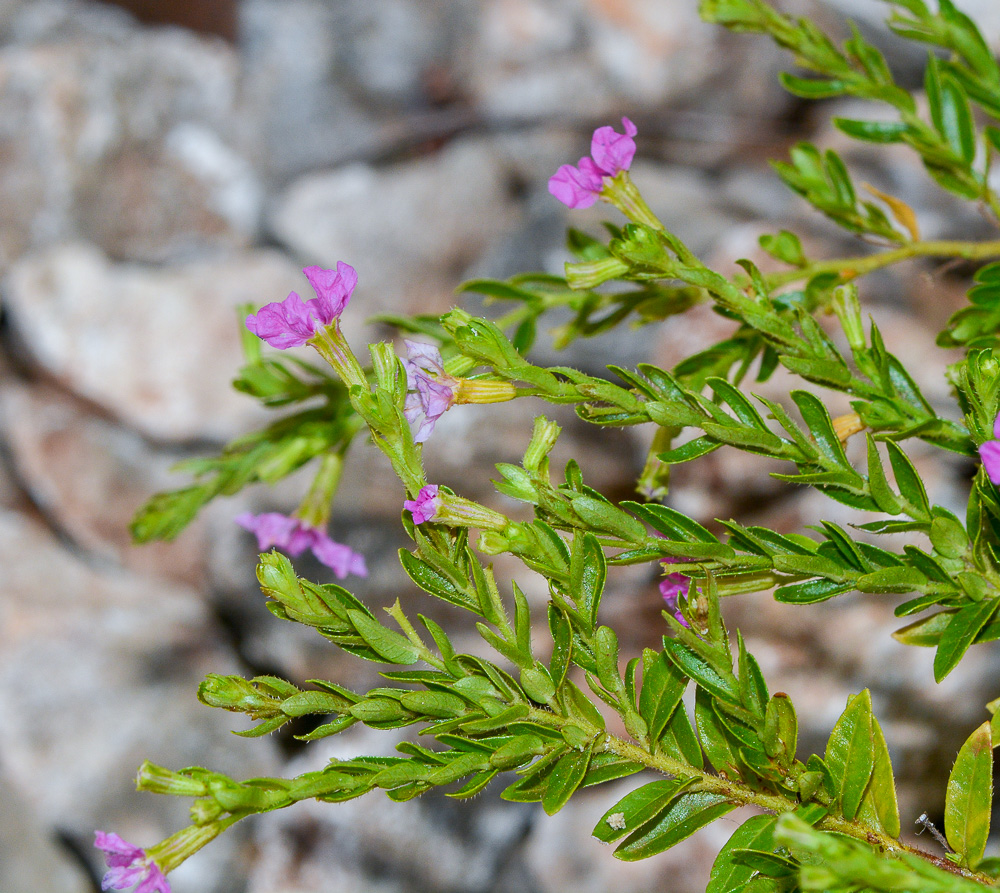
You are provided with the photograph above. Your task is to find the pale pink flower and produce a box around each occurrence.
[94,832,171,893]
[548,117,638,209]
[245,262,357,349]
[403,485,442,525]
[236,511,366,579]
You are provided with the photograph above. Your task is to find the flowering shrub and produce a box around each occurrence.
[107,1,1000,890]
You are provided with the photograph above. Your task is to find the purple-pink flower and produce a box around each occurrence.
[980,411,1000,485]
[236,511,367,579]
[94,832,170,893]
[402,341,458,442]
[404,485,442,525]
[659,557,692,628]
[548,117,638,209]
[245,262,358,349]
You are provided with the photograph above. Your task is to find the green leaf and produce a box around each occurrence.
[706,814,778,893]
[695,690,741,777]
[570,532,607,629]
[824,691,875,821]
[399,550,477,612]
[346,610,420,665]
[892,610,955,647]
[763,693,797,766]
[860,711,900,838]
[945,721,993,869]
[639,650,689,745]
[541,740,595,815]
[834,118,910,143]
[594,777,693,843]
[614,791,736,861]
[664,639,739,702]
[933,598,1000,681]
[885,441,930,517]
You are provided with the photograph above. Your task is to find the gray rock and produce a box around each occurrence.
[2,243,304,441]
[0,773,89,893]
[0,24,260,266]
[0,381,208,583]
[269,137,523,331]
[459,0,721,120]
[237,0,381,180]
[0,508,278,890]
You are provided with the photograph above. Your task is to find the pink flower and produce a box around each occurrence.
[548,117,638,209]
[980,411,1000,484]
[404,485,442,525]
[402,341,458,442]
[236,511,367,579]
[245,262,358,349]
[94,832,171,893]
[659,557,692,628]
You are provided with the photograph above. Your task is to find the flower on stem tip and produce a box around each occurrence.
[245,262,357,349]
[548,117,638,209]
[402,341,458,442]
[236,511,366,579]
[404,485,442,525]
[660,557,692,628]
[980,411,1000,485]
[94,832,170,893]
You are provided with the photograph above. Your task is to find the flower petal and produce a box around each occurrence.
[235,512,300,551]
[590,119,637,176]
[980,439,1000,484]
[404,485,441,525]
[245,291,322,349]
[547,159,603,209]
[302,262,357,322]
[310,533,368,579]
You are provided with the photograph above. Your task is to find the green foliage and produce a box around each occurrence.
[124,2,1000,891]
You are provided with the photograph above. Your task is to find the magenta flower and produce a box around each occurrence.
[548,117,638,209]
[404,485,442,525]
[980,411,1000,485]
[659,557,692,628]
[94,832,170,893]
[402,341,458,442]
[245,262,358,350]
[236,511,367,579]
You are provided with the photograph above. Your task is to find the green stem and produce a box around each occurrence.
[526,706,993,885]
[765,238,1000,290]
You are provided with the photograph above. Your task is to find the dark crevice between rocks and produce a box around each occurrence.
[54,826,104,893]
[208,597,329,757]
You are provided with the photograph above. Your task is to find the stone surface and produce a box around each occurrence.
[0,772,89,893]
[0,508,278,890]
[0,380,207,582]
[3,243,301,441]
[269,137,523,328]
[0,21,260,267]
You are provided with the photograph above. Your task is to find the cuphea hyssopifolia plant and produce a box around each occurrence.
[106,2,1000,891]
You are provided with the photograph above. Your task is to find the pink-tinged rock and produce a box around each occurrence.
[0,27,260,268]
[3,244,304,441]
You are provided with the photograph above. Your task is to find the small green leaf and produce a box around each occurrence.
[347,610,420,665]
[825,691,875,820]
[614,791,736,861]
[945,721,993,869]
[541,740,595,815]
[834,118,910,143]
[934,598,1000,681]
[594,777,693,843]
[639,650,689,745]
[892,611,954,647]
[706,814,778,893]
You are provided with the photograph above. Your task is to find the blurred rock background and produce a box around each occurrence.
[2,0,999,891]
